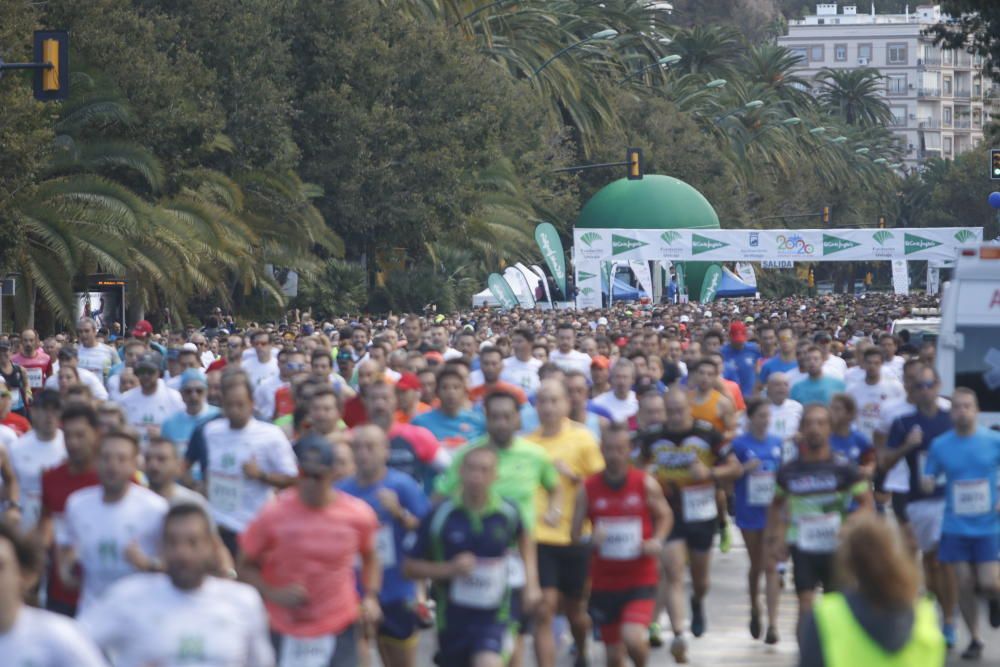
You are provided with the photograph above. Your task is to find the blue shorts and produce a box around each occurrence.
[938,533,1000,564]
[379,601,418,641]
[436,623,508,665]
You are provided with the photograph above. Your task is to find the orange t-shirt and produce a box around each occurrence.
[468,381,527,406]
[240,489,378,636]
[394,402,431,424]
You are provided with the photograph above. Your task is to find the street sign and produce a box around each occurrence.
[761,260,794,269]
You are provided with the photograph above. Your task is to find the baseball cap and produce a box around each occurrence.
[396,372,421,392]
[181,342,198,353]
[135,352,162,372]
[591,355,611,370]
[180,369,207,389]
[679,315,690,323]
[424,351,444,365]
[597,317,608,326]
[57,347,77,361]
[294,432,335,468]
[131,320,153,338]
[729,321,748,343]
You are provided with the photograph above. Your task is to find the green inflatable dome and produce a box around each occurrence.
[576,175,720,299]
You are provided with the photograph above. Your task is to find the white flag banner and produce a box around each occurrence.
[926,264,940,295]
[891,260,910,295]
[735,262,757,287]
[628,260,653,298]
[574,259,602,309]
[529,265,554,305]
[503,267,535,309]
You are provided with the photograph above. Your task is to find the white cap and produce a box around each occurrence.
[704,311,713,318]
[597,317,608,325]
[181,342,198,353]
[679,315,690,323]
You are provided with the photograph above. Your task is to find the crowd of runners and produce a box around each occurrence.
[0,291,997,666]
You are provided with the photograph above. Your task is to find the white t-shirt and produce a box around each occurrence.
[821,355,847,381]
[76,343,118,380]
[241,355,280,391]
[468,370,485,390]
[500,357,543,397]
[592,390,639,424]
[846,377,906,442]
[768,399,803,462]
[0,606,106,667]
[200,350,217,369]
[44,366,109,401]
[117,381,185,449]
[442,347,462,361]
[9,430,66,532]
[252,375,287,420]
[202,419,298,532]
[57,485,169,612]
[80,573,273,667]
[885,355,905,382]
[549,349,592,380]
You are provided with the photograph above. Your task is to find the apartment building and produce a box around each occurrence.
[777,3,996,168]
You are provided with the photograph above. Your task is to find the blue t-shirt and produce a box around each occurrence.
[790,376,846,406]
[412,408,486,450]
[925,428,1000,537]
[830,430,873,466]
[731,432,783,531]
[339,469,430,604]
[161,405,221,455]
[887,407,953,503]
[759,356,797,385]
[722,342,761,398]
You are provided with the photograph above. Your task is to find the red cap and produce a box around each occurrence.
[424,351,444,364]
[590,355,611,370]
[206,358,227,373]
[396,372,421,391]
[131,320,153,338]
[615,337,628,348]
[729,321,748,343]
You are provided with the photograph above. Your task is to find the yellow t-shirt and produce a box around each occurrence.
[527,419,605,546]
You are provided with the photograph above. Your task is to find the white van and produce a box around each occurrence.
[937,245,1000,428]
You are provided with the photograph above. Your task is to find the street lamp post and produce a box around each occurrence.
[617,54,681,84]
[713,99,765,123]
[533,29,618,76]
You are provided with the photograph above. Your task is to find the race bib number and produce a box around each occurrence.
[20,491,41,532]
[797,513,841,553]
[450,558,507,609]
[682,484,718,522]
[953,479,991,516]
[279,633,336,667]
[376,525,396,568]
[596,517,643,560]
[506,552,526,587]
[8,389,21,407]
[25,367,43,389]
[208,472,243,515]
[748,472,776,507]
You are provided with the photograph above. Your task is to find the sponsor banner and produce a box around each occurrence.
[926,264,940,295]
[574,229,610,261]
[575,259,602,309]
[700,264,722,303]
[487,273,519,309]
[891,260,910,295]
[535,223,567,297]
[529,265,554,305]
[628,260,653,298]
[503,267,535,309]
[609,231,650,260]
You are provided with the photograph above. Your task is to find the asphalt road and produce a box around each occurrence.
[390,530,999,666]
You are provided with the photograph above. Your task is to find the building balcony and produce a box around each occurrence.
[954,89,971,100]
[917,88,941,98]
[918,118,941,129]
[917,149,942,160]
[918,57,942,68]
[954,120,972,129]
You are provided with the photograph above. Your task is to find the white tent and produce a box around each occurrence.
[472,288,499,307]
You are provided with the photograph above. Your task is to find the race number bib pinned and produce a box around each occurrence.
[682,484,718,522]
[747,472,776,507]
[506,552,526,588]
[25,367,43,389]
[953,479,990,516]
[450,558,507,609]
[208,472,243,515]
[797,513,841,553]
[376,525,396,568]
[279,633,336,667]
[596,517,642,560]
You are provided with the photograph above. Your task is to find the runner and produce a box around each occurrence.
[56,428,169,613]
[405,445,541,667]
[75,317,117,382]
[0,340,30,417]
[758,324,798,390]
[527,379,605,667]
[469,347,527,406]
[243,329,280,390]
[340,425,431,667]
[565,369,609,441]
[721,322,760,400]
[789,346,846,406]
[573,423,672,667]
[160,369,220,458]
[500,328,543,398]
[593,358,639,425]
[550,323,592,379]
[828,394,876,478]
[764,373,803,462]
[845,346,905,444]
[239,432,381,667]
[116,352,184,451]
[922,388,1000,660]
[0,521,106,665]
[80,503,274,665]
[765,404,873,638]
[11,329,50,398]
[9,389,65,533]
[412,366,485,450]
[635,390,741,662]
[730,397,783,644]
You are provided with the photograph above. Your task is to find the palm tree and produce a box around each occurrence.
[739,44,815,116]
[664,25,742,77]
[813,68,894,127]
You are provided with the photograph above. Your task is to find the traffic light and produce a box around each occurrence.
[878,216,886,229]
[992,149,1000,180]
[822,205,831,225]
[32,30,68,101]
[808,267,815,288]
[626,147,643,180]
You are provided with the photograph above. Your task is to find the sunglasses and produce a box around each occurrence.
[182,387,206,395]
[299,468,329,480]
[135,367,157,375]
[286,362,307,372]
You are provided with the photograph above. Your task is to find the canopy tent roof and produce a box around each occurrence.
[715,267,756,299]
[576,175,720,231]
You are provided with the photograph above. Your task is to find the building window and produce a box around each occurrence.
[810,45,824,62]
[887,74,907,95]
[858,43,873,62]
[944,137,952,155]
[887,43,908,65]
[789,46,808,61]
[943,49,953,65]
[943,76,953,95]
[834,44,847,61]
[889,106,907,126]
[944,107,953,126]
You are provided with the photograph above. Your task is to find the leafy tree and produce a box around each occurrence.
[928,1,1000,79]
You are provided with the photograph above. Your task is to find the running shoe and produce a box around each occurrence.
[719,521,732,553]
[990,598,1000,629]
[764,626,779,645]
[942,623,956,649]
[749,607,761,639]
[670,635,688,664]
[649,622,663,648]
[690,595,706,637]
[960,639,984,661]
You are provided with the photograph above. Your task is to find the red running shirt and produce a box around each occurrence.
[584,467,658,591]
